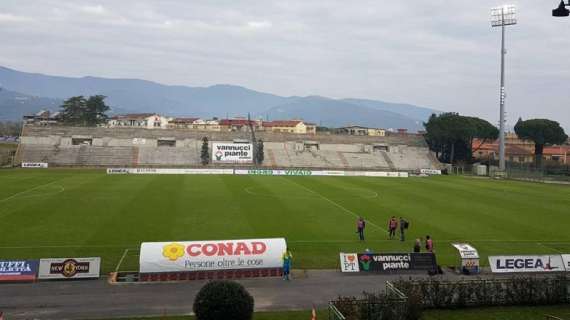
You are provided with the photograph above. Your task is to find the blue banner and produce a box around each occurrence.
[0,260,39,281]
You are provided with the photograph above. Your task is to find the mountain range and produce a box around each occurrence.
[0,66,441,131]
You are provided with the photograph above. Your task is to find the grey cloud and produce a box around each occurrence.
[0,0,568,131]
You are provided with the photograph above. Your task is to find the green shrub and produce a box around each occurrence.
[193,280,254,320]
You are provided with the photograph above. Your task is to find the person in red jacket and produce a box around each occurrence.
[426,235,434,252]
[388,216,398,240]
[356,217,366,241]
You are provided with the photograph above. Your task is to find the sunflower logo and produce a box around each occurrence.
[162,243,186,261]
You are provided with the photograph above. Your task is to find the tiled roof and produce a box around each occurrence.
[263,120,303,127]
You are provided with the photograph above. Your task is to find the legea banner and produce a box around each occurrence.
[140,238,287,273]
[212,143,253,163]
[489,255,565,273]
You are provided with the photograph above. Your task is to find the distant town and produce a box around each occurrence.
[23,110,400,136]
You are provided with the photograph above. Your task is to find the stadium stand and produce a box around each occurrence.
[18,126,441,171]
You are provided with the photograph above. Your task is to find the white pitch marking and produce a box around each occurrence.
[0,180,61,203]
[115,248,130,272]
[538,242,563,253]
[283,177,389,234]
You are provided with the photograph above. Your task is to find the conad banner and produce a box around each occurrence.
[107,168,234,175]
[140,238,287,273]
[340,253,437,273]
[489,255,566,273]
[212,143,253,163]
[22,162,48,168]
[38,257,101,279]
[0,260,39,282]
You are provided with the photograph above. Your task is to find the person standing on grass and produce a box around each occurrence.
[356,217,366,241]
[282,248,293,281]
[413,238,421,253]
[426,235,434,253]
[388,216,398,240]
[399,217,408,242]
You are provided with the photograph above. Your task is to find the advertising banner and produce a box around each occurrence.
[452,243,479,259]
[140,238,287,273]
[339,253,360,272]
[562,254,570,271]
[38,257,101,279]
[212,143,253,163]
[420,169,442,175]
[107,168,234,175]
[489,255,565,273]
[0,260,39,282]
[353,253,437,273]
[22,162,48,168]
[235,169,313,176]
[235,169,408,178]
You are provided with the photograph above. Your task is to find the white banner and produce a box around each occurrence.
[139,238,287,273]
[489,255,565,273]
[562,255,570,271]
[339,253,360,272]
[235,169,408,178]
[22,162,48,168]
[452,243,479,259]
[107,168,234,175]
[38,257,101,279]
[212,143,253,163]
[420,169,441,175]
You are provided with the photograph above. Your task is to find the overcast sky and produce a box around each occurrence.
[1,0,569,131]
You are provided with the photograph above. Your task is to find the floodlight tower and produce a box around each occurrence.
[491,5,517,172]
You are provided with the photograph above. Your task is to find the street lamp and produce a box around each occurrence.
[553,1,570,17]
[491,5,517,172]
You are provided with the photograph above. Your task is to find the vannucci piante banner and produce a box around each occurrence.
[212,143,253,163]
[339,253,437,273]
[139,238,287,273]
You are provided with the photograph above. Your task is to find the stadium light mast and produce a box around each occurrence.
[491,5,517,172]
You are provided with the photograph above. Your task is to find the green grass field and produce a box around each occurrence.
[1,169,569,273]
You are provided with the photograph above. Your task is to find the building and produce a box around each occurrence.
[108,114,172,129]
[263,120,315,134]
[337,126,386,137]
[191,119,221,131]
[473,137,570,164]
[219,118,263,132]
[23,110,61,125]
[168,118,200,129]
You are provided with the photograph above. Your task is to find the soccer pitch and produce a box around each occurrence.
[1,169,569,273]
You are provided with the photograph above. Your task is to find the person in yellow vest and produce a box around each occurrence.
[282,249,293,280]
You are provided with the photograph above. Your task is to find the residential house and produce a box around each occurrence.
[108,113,172,129]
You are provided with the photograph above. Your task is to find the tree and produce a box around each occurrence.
[256,139,264,164]
[60,95,110,126]
[201,137,210,165]
[424,113,499,164]
[193,280,254,320]
[85,95,110,126]
[514,118,568,165]
[60,96,86,126]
